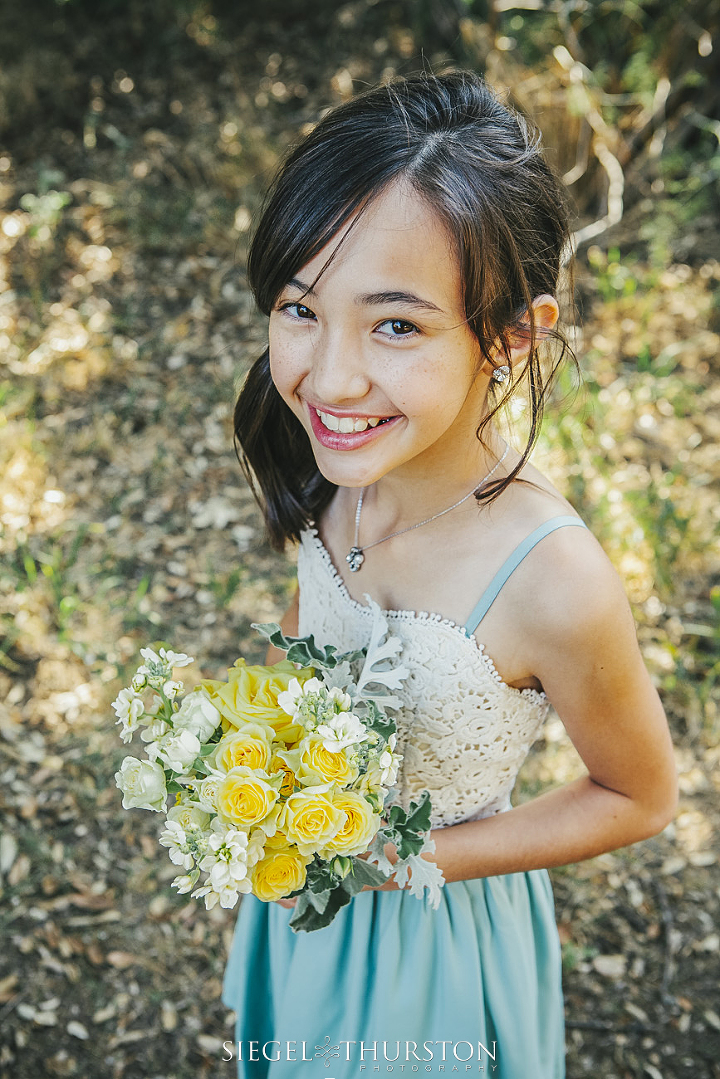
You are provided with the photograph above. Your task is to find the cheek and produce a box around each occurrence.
[268,332,305,401]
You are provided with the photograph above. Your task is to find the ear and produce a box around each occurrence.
[486,294,559,379]
[505,294,559,360]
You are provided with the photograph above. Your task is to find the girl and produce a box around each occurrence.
[223,72,677,1078]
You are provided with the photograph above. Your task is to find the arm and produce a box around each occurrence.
[421,529,679,884]
[368,528,678,891]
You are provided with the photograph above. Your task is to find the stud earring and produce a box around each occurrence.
[492,364,511,383]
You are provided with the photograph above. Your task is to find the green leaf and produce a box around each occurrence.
[288,884,355,932]
[251,623,365,671]
[346,857,389,890]
[361,699,395,740]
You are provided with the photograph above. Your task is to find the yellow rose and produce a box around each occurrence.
[264,829,291,850]
[210,724,273,773]
[251,846,311,903]
[268,753,297,797]
[320,791,380,857]
[216,766,282,827]
[280,784,347,856]
[294,735,359,788]
[198,660,314,743]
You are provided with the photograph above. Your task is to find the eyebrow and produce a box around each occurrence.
[287,278,445,315]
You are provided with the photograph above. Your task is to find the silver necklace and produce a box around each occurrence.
[346,445,509,572]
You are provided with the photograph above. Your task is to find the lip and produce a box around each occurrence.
[307,403,403,451]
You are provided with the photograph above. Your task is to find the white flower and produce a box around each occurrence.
[140,717,171,746]
[140,646,193,669]
[193,772,225,812]
[167,801,212,833]
[160,803,212,870]
[378,733,402,787]
[171,873,197,894]
[316,712,369,753]
[144,695,162,717]
[160,650,193,668]
[156,729,201,773]
[111,688,145,743]
[277,676,323,717]
[192,822,253,910]
[159,819,196,870]
[140,647,163,665]
[173,690,221,743]
[115,756,167,812]
[326,685,352,711]
[136,648,193,689]
[162,680,183,699]
[246,828,267,869]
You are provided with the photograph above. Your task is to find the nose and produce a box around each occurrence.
[305,324,371,406]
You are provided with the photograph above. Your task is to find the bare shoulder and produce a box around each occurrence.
[487,462,634,653]
[517,519,630,639]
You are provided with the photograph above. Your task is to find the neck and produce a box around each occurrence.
[357,430,508,540]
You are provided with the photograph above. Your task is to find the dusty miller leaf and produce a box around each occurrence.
[354,596,409,710]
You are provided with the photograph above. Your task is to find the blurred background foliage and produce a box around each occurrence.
[0,2,719,1078]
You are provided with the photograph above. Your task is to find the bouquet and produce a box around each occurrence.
[112,598,445,931]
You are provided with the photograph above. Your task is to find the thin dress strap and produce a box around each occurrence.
[463,516,588,637]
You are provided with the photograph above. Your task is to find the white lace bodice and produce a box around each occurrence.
[297,526,551,829]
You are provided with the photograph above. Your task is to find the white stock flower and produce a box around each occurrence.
[111,688,145,743]
[162,680,183,699]
[171,873,197,894]
[136,647,193,689]
[159,819,196,870]
[192,822,252,910]
[327,686,352,711]
[140,646,193,669]
[140,717,171,747]
[160,650,193,668]
[115,756,167,812]
[140,647,163,665]
[277,676,323,717]
[378,733,402,787]
[246,828,267,869]
[156,729,201,773]
[315,712,369,753]
[160,804,211,871]
[173,690,221,743]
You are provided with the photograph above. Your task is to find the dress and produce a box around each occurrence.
[222,516,587,1078]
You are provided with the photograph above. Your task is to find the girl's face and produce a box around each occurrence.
[268,181,494,492]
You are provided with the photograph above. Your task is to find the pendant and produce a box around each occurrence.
[346,546,365,572]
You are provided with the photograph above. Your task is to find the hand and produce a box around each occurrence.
[274,841,401,904]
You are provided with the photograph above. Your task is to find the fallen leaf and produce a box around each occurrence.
[592,954,627,978]
[105,951,137,969]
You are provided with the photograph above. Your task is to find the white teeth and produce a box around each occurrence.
[317,409,385,434]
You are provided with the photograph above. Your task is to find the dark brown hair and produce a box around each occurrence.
[233,71,574,552]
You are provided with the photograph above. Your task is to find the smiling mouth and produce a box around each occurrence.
[315,408,397,433]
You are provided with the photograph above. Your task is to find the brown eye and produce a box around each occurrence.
[280,301,316,321]
[377,318,419,338]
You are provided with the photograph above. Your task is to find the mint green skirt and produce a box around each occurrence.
[222,870,565,1078]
